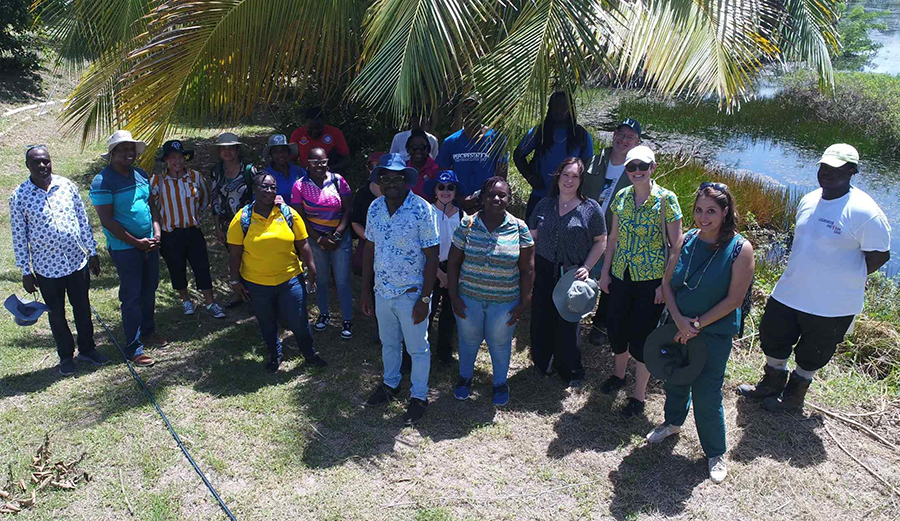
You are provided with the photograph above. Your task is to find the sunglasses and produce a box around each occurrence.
[436,184,456,192]
[308,158,328,166]
[625,161,652,172]
[379,174,406,185]
[258,184,278,193]
[699,182,728,192]
[408,145,429,152]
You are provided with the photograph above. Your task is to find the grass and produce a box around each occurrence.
[1,82,899,520]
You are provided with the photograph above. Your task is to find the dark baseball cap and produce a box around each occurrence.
[617,118,642,139]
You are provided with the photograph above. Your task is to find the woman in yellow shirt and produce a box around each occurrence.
[599,146,682,417]
[227,173,328,373]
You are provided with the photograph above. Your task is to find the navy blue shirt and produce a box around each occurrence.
[265,163,307,203]
[516,126,593,198]
[436,129,508,197]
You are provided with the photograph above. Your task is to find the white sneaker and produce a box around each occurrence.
[646,424,682,443]
[182,301,196,315]
[709,456,727,483]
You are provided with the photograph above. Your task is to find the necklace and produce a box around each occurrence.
[559,196,579,213]
[682,237,719,291]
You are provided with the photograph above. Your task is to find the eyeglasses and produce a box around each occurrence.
[408,145,429,152]
[625,161,652,172]
[258,184,278,193]
[379,174,406,185]
[699,182,728,192]
[436,184,456,192]
[308,159,328,166]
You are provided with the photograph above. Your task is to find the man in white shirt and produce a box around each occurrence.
[582,118,642,349]
[389,114,439,162]
[9,146,109,376]
[738,144,891,411]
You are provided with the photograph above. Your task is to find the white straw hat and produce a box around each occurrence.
[101,130,147,161]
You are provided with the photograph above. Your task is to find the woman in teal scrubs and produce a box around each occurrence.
[650,182,755,484]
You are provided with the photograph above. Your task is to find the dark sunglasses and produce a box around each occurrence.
[408,145,429,152]
[436,183,456,192]
[625,161,652,172]
[379,174,406,185]
[699,182,728,192]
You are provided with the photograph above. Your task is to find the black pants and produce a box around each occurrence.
[759,297,854,371]
[36,265,96,360]
[530,255,584,381]
[430,274,456,359]
[606,268,664,363]
[160,226,212,291]
[591,290,609,329]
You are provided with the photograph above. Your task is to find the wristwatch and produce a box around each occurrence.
[420,295,432,304]
[332,231,342,241]
[229,280,240,286]
[693,319,702,329]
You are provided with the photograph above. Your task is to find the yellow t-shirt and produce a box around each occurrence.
[226,205,309,286]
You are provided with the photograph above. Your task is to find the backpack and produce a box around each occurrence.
[239,202,294,237]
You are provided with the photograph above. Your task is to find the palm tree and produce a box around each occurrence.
[34,0,839,164]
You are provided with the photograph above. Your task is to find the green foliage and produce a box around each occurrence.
[833,3,888,59]
[0,0,41,71]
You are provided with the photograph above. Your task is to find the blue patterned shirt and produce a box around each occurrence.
[452,212,534,303]
[365,191,440,298]
[10,175,98,278]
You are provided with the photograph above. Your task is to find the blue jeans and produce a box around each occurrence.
[109,248,159,359]
[455,295,518,386]
[309,232,353,320]
[244,275,318,362]
[376,291,430,400]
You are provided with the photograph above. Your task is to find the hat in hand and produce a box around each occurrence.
[644,323,709,385]
[4,294,49,327]
[552,267,599,323]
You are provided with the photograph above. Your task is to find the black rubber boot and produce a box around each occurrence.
[763,371,811,412]
[736,363,789,399]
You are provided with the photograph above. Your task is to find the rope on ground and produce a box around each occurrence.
[823,419,900,498]
[91,306,238,521]
[808,402,899,453]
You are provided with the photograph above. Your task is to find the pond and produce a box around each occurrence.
[858,0,900,75]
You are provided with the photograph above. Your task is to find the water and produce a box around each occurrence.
[711,136,900,275]
[859,0,900,75]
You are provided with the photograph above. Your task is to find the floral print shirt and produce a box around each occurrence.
[610,182,682,281]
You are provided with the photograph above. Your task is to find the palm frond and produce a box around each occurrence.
[776,0,838,89]
[346,0,494,126]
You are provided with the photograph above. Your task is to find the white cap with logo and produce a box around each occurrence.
[818,143,859,168]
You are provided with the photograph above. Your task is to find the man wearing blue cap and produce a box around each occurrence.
[10,145,109,375]
[582,118,642,348]
[361,153,440,425]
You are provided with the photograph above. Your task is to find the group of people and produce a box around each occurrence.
[9,93,891,484]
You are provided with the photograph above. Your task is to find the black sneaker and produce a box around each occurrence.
[589,326,607,346]
[341,321,353,340]
[314,315,329,332]
[365,383,399,407]
[620,397,646,418]
[304,354,329,368]
[76,349,111,366]
[58,357,76,376]
[265,356,284,373]
[600,375,626,394]
[402,398,428,425]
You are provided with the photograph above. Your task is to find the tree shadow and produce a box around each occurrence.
[0,69,44,105]
[608,442,707,520]
[729,396,827,468]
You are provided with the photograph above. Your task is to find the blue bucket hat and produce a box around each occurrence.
[369,153,419,185]
[423,170,465,198]
[4,294,49,327]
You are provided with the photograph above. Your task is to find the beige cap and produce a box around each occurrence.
[101,130,146,161]
[818,143,859,168]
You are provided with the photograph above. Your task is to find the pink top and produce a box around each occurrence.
[291,172,352,234]
[409,156,440,200]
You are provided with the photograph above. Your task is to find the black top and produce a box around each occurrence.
[351,183,379,238]
[528,196,606,268]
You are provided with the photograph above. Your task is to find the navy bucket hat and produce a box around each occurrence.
[369,153,419,185]
[423,170,465,197]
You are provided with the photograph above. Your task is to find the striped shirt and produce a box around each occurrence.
[290,172,351,234]
[150,168,210,232]
[452,212,534,303]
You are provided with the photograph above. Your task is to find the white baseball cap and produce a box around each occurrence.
[624,145,655,165]
[818,143,859,168]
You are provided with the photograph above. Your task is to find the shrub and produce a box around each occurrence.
[0,1,41,72]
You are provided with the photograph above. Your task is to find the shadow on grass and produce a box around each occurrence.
[608,442,707,520]
[0,69,44,106]
[729,396,827,468]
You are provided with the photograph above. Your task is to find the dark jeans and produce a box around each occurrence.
[244,274,318,362]
[759,297,854,371]
[36,264,96,360]
[530,255,584,381]
[606,268,664,363]
[159,226,212,291]
[430,262,456,358]
[109,248,159,358]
